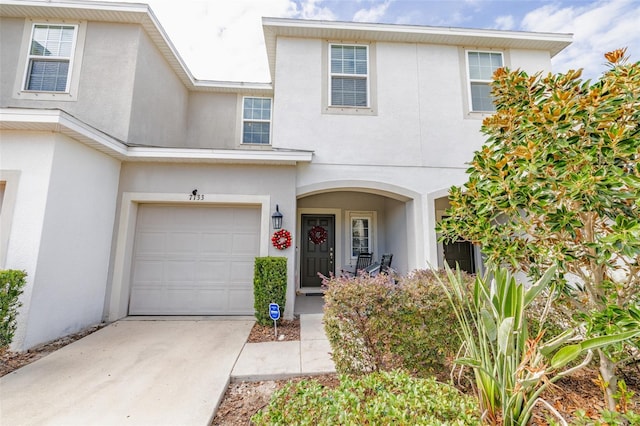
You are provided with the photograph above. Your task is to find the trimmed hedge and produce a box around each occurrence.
[323,269,474,377]
[253,257,287,326]
[1,270,27,350]
[251,370,480,425]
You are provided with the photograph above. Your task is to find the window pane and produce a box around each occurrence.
[30,40,45,56]
[331,77,367,107]
[243,97,271,121]
[468,52,502,80]
[351,218,370,257]
[32,25,75,58]
[242,122,270,144]
[471,82,496,112]
[331,45,367,76]
[26,60,69,91]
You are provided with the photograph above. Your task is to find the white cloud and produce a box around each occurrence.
[93,0,301,82]
[294,0,336,20]
[353,0,392,23]
[521,0,640,80]
[493,15,515,30]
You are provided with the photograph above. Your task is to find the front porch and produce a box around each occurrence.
[295,188,415,294]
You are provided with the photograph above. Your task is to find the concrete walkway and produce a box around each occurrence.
[0,313,334,426]
[233,313,335,381]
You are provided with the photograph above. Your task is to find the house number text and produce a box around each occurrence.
[189,189,204,200]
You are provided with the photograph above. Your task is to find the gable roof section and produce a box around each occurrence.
[262,17,573,82]
[0,0,272,95]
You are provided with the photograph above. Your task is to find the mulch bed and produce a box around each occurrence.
[211,374,339,425]
[246,318,300,343]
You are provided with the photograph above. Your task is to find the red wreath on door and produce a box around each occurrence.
[308,225,328,245]
[271,229,292,250]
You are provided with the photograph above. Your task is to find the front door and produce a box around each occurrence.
[443,240,476,274]
[300,215,335,289]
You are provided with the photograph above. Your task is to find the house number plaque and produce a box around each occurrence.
[189,189,205,200]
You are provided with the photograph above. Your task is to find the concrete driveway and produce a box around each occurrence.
[0,319,253,426]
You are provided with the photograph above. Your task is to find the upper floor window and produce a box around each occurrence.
[330,44,368,107]
[467,51,503,112]
[24,24,77,92]
[242,97,272,144]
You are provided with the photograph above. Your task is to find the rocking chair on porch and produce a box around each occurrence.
[361,253,394,277]
[341,252,373,277]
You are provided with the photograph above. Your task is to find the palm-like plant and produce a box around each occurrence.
[438,265,639,425]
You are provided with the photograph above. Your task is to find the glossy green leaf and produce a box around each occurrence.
[550,344,582,369]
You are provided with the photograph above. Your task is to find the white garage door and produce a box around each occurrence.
[129,204,260,315]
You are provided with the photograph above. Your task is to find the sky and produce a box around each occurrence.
[89,0,639,83]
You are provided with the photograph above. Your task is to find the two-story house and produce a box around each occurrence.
[0,0,571,351]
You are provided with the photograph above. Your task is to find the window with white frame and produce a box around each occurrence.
[24,24,77,92]
[330,44,369,107]
[467,51,503,112]
[242,97,272,144]
[349,212,374,258]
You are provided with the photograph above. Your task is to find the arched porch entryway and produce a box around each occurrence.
[296,182,419,293]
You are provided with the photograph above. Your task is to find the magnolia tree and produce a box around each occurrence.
[437,49,639,410]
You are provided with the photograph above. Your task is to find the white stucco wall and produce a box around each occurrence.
[1,131,121,350]
[275,35,553,271]
[127,28,189,147]
[0,131,55,350]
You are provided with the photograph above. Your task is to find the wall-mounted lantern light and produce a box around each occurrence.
[271,205,283,230]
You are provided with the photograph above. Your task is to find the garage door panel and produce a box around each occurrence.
[231,260,256,281]
[167,232,200,254]
[197,289,230,312]
[228,289,254,313]
[132,260,164,281]
[129,287,169,314]
[200,232,232,254]
[196,260,230,281]
[165,261,197,281]
[232,233,260,254]
[233,207,261,227]
[129,205,261,315]
[135,232,166,255]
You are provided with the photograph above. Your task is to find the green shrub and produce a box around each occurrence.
[323,269,474,377]
[253,257,287,326]
[251,370,480,425]
[1,270,27,351]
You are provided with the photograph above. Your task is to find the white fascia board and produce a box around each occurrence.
[0,108,129,158]
[0,108,312,164]
[126,147,313,164]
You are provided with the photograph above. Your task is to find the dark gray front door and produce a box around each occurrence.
[443,240,475,274]
[301,215,335,288]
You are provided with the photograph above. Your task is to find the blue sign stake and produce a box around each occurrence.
[269,303,280,339]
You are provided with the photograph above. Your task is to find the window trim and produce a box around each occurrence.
[328,43,370,109]
[22,23,78,93]
[241,96,273,145]
[13,19,86,102]
[465,50,504,113]
[346,210,377,261]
